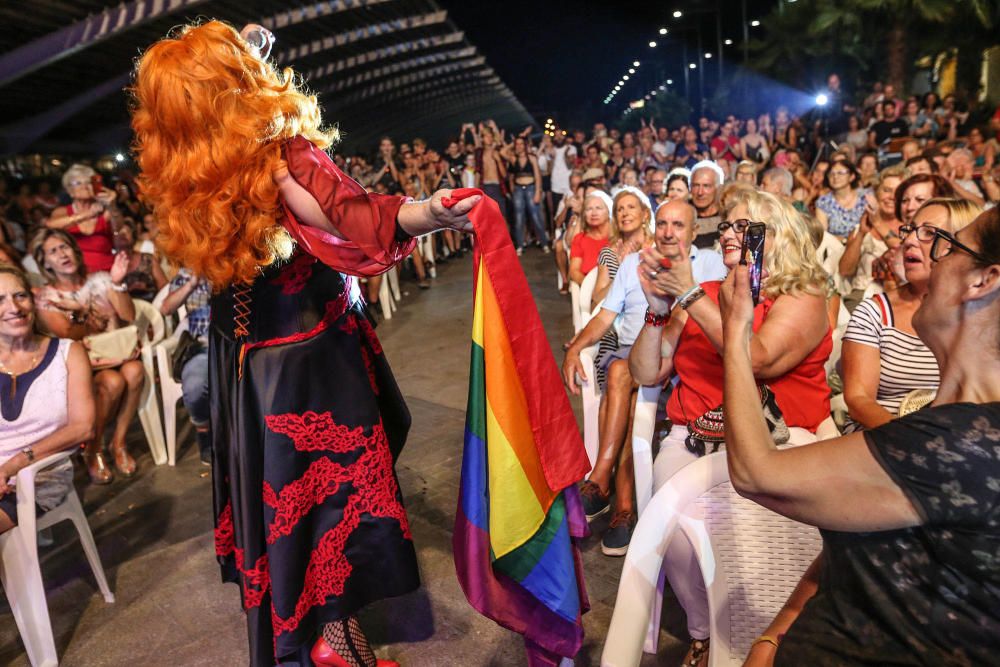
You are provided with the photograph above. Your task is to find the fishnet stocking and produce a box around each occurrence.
[321,617,375,667]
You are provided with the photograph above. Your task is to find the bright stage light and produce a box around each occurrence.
[649,41,657,48]
[724,39,733,45]
[666,79,673,84]
[633,61,640,67]
[704,53,712,59]
[689,63,697,69]
[629,68,635,74]
[623,75,629,81]
[659,27,667,35]
[115,153,125,162]
[815,93,829,106]
[750,20,760,27]
[673,10,682,18]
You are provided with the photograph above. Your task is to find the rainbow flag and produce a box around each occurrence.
[449,189,591,665]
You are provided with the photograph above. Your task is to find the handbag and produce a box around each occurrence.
[685,384,790,457]
[169,330,204,382]
[84,325,140,368]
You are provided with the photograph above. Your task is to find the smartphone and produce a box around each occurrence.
[741,222,766,303]
[91,174,104,193]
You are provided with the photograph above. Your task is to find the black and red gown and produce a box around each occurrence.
[210,136,420,666]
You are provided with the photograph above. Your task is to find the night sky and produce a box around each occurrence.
[441,0,778,125]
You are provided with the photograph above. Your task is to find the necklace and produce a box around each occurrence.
[0,340,43,400]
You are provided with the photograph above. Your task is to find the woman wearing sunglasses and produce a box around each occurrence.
[629,189,832,666]
[841,198,981,432]
[721,206,1000,667]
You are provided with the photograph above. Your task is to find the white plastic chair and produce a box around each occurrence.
[577,346,601,470]
[420,234,437,279]
[377,274,396,321]
[569,268,599,333]
[153,317,189,466]
[150,284,174,337]
[132,299,168,466]
[630,384,664,516]
[602,451,822,667]
[0,450,115,667]
[387,264,401,301]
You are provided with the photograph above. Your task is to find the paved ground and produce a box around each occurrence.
[0,248,687,666]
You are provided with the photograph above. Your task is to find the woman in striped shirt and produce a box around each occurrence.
[842,198,981,430]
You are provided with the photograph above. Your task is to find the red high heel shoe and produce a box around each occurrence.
[310,636,399,667]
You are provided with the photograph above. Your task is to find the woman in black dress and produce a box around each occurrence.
[131,21,476,667]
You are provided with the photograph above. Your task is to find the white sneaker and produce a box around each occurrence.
[542,246,551,254]
[516,247,523,257]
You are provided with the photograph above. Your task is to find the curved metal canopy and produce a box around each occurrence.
[0,0,533,156]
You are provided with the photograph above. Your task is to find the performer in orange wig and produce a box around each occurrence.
[131,20,478,667]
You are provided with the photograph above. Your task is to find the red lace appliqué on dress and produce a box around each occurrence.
[263,410,411,636]
[215,501,235,557]
[215,501,271,610]
[271,253,316,295]
[357,316,383,355]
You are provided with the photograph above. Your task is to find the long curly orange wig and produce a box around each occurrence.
[130,20,337,288]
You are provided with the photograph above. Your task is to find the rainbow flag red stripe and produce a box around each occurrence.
[448,189,590,664]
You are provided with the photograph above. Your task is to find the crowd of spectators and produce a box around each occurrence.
[2,73,1000,667]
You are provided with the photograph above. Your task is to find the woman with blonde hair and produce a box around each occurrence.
[841,197,981,432]
[131,20,475,667]
[591,187,653,307]
[629,189,832,666]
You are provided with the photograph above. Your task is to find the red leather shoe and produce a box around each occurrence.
[310,636,399,667]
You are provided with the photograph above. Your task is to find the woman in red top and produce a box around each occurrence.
[568,191,612,284]
[628,188,832,667]
[45,164,122,273]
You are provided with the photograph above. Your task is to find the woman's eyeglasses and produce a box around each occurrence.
[929,228,995,264]
[898,224,938,242]
[717,219,759,234]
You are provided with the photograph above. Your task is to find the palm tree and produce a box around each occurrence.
[814,0,993,92]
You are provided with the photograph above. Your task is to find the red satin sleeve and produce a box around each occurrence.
[280,135,416,276]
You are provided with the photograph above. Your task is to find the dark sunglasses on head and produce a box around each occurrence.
[717,219,761,234]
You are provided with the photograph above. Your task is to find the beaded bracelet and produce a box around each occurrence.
[644,308,670,327]
[678,285,706,310]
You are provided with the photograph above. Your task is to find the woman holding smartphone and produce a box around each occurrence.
[628,189,832,667]
[45,164,123,273]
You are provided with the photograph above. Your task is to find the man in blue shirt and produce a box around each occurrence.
[562,198,727,555]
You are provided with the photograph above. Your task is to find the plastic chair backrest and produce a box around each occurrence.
[602,452,821,667]
[132,299,165,346]
[686,455,823,665]
[578,267,600,323]
[150,283,172,312]
[631,383,664,515]
[569,281,583,333]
